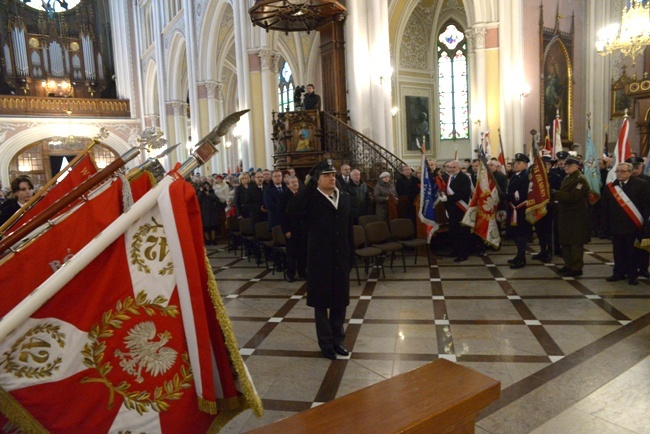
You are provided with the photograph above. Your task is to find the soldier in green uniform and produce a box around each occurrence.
[552,156,591,277]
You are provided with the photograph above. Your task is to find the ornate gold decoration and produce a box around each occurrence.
[28,37,39,48]
[81,291,192,414]
[1,323,66,379]
[596,0,650,66]
[70,41,80,51]
[129,217,174,276]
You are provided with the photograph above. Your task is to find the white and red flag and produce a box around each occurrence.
[0,179,262,433]
[606,117,632,184]
[461,160,500,248]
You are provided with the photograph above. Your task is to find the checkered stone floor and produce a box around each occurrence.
[208,239,650,433]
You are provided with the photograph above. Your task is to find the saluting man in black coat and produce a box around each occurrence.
[290,159,355,360]
[506,153,531,268]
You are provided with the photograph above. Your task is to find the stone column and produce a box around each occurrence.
[205,80,226,173]
[466,26,487,150]
[259,48,279,169]
[170,101,189,163]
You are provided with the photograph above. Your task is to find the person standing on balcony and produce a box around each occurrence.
[302,84,321,111]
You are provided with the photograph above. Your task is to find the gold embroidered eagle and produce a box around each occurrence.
[114,321,178,383]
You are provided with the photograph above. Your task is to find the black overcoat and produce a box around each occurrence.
[602,177,650,236]
[291,186,355,309]
[506,169,531,236]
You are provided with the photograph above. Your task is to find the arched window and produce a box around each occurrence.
[278,61,295,112]
[437,22,469,141]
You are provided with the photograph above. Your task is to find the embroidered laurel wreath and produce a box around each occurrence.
[130,217,174,276]
[1,323,66,379]
[81,291,192,414]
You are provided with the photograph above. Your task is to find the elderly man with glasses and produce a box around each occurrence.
[602,162,650,285]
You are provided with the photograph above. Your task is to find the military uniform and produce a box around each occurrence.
[554,159,591,276]
[506,154,531,268]
[548,151,568,256]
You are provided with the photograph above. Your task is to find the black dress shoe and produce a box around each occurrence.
[507,258,517,264]
[453,256,468,262]
[606,275,626,282]
[629,277,639,286]
[286,275,295,282]
[333,344,349,356]
[565,270,583,277]
[321,349,336,360]
[557,266,570,273]
[510,261,526,269]
[531,253,544,260]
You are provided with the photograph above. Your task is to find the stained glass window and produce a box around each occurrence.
[278,61,295,113]
[437,23,469,141]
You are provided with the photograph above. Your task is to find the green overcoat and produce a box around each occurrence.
[554,170,591,245]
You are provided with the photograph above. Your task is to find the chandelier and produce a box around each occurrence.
[249,0,346,34]
[596,0,650,66]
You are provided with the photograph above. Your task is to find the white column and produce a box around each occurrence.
[231,0,253,170]
[171,101,189,162]
[109,1,135,101]
[345,0,372,137]
[150,0,169,149]
[468,26,487,151]
[182,0,200,149]
[205,81,227,173]
[498,0,525,156]
[259,49,278,169]
[586,0,612,151]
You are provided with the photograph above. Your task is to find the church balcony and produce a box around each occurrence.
[0,95,131,118]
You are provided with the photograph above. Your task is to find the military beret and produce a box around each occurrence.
[556,151,569,160]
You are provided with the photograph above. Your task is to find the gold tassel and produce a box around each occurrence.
[203,252,264,419]
[0,388,48,434]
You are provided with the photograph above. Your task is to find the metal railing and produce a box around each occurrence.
[321,111,407,181]
[0,95,130,118]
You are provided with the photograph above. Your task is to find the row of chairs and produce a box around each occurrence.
[227,217,288,277]
[353,216,429,285]
[226,215,430,285]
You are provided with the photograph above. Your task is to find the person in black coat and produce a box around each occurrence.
[396,165,420,224]
[602,162,650,285]
[439,160,472,262]
[302,84,321,110]
[549,151,568,256]
[628,156,650,278]
[289,159,355,360]
[263,170,286,230]
[506,153,531,268]
[245,171,267,224]
[233,172,250,218]
[280,176,306,281]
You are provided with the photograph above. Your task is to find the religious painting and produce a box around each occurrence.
[611,72,635,118]
[542,38,572,141]
[405,96,430,151]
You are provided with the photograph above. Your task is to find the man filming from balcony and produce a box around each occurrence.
[302,84,321,111]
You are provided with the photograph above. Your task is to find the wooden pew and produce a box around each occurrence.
[249,359,500,434]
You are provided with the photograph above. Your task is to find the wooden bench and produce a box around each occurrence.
[249,358,500,434]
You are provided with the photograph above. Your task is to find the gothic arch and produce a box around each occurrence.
[197,0,234,82]
[165,32,188,101]
[143,59,158,116]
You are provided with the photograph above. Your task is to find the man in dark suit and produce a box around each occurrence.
[395,165,420,224]
[302,84,321,110]
[506,153,531,269]
[279,176,306,282]
[245,170,267,224]
[289,159,355,360]
[263,170,286,230]
[602,162,650,285]
[439,160,472,262]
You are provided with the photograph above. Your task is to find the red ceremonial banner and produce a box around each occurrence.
[525,154,551,224]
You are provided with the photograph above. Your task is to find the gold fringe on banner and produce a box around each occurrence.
[0,387,48,434]
[203,253,264,432]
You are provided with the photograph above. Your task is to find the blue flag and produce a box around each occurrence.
[583,125,602,204]
[418,154,439,242]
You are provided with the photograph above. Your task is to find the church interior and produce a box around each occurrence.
[1,0,649,432]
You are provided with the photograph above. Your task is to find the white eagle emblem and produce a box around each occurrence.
[114,321,178,383]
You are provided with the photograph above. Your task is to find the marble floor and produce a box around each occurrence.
[208,238,650,434]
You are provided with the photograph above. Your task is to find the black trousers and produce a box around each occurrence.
[612,234,638,278]
[314,306,346,351]
[561,243,584,272]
